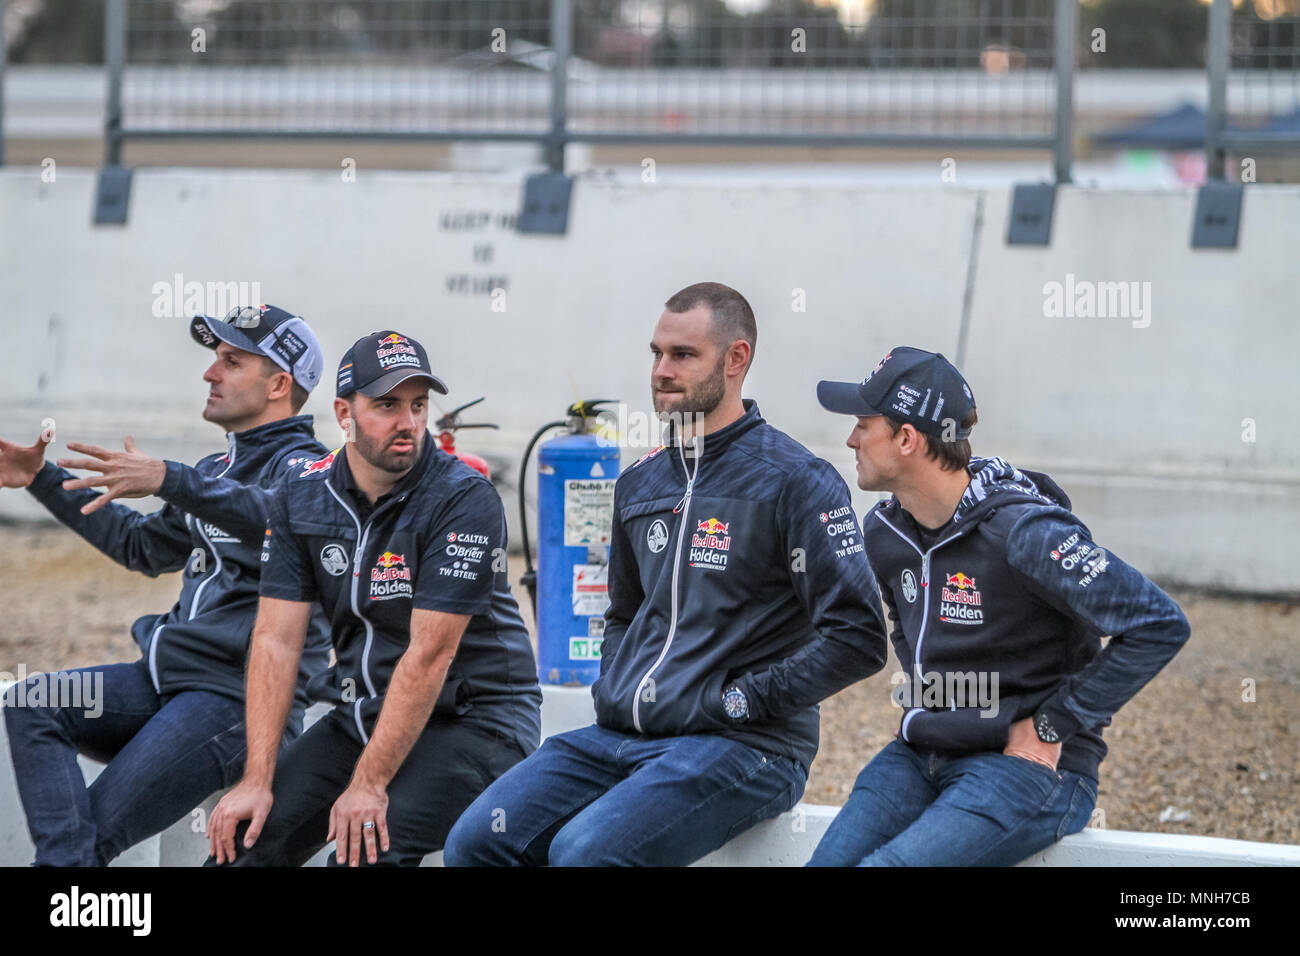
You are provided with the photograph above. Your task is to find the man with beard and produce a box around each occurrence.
[444,282,888,867]
[206,330,542,866]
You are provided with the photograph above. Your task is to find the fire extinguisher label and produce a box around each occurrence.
[563,479,615,547]
[572,563,611,616]
[568,637,603,661]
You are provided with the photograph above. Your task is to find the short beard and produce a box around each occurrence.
[352,418,421,474]
[653,353,727,422]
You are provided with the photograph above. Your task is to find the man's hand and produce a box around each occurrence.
[327,779,390,867]
[1004,716,1062,772]
[207,779,274,864]
[57,437,167,515]
[0,432,51,488]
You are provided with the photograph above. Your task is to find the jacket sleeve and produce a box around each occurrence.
[599,481,641,675]
[26,461,194,576]
[156,444,319,542]
[733,460,889,724]
[1004,507,1190,745]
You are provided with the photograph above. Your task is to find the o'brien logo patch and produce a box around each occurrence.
[375,333,421,371]
[441,532,488,581]
[690,517,731,571]
[939,572,984,625]
[370,550,413,600]
[1050,532,1081,561]
[820,505,863,559]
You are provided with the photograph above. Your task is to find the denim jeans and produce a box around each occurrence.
[807,738,1097,867]
[2,659,249,866]
[443,723,807,867]
[205,707,529,867]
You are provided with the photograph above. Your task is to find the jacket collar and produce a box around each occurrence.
[222,413,316,463]
[874,456,1069,548]
[667,399,763,462]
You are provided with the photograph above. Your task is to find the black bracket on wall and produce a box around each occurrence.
[93,166,133,225]
[1006,183,1057,246]
[1191,181,1243,249]
[517,173,574,235]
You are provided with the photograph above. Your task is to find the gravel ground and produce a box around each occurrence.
[1,522,1295,846]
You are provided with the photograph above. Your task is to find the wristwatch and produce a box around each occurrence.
[1033,709,1060,744]
[722,684,749,721]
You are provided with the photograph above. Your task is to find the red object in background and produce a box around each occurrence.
[435,397,498,479]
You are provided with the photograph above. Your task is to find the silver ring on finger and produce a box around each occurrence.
[362,821,376,830]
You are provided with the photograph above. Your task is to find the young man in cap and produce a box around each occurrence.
[444,282,888,867]
[206,330,541,867]
[0,304,332,866]
[809,347,1190,866]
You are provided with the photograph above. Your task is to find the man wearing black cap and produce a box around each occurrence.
[0,305,331,866]
[206,330,541,867]
[809,347,1190,866]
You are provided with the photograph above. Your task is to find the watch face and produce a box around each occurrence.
[724,689,747,720]
[1035,712,1060,743]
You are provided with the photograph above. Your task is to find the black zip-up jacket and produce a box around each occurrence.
[26,414,331,725]
[592,400,888,772]
[259,432,542,754]
[865,456,1190,781]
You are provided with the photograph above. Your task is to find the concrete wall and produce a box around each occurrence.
[0,169,1296,594]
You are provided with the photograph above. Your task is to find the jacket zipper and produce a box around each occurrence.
[873,511,965,738]
[326,480,408,742]
[632,438,700,733]
[150,434,238,693]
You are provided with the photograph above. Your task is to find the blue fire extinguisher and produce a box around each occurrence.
[519,400,621,685]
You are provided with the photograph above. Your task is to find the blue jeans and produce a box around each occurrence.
[3,660,249,866]
[807,738,1097,867]
[443,723,807,866]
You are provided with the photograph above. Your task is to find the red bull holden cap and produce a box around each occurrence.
[816,346,975,439]
[190,305,325,393]
[336,330,448,399]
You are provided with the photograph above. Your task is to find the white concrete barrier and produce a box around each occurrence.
[3,169,1293,593]
[5,685,1296,867]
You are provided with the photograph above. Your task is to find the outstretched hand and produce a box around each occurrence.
[58,437,167,515]
[0,431,51,489]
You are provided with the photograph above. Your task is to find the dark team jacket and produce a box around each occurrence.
[259,432,542,754]
[864,456,1190,781]
[592,400,889,772]
[26,415,332,725]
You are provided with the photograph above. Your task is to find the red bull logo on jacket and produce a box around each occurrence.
[690,517,732,569]
[940,571,984,625]
[298,450,337,477]
[370,550,413,598]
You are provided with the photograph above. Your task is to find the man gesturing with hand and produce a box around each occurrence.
[1,304,331,867]
[208,331,541,867]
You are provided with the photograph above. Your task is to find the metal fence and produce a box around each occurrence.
[1,0,1299,181]
[1208,0,1300,178]
[97,0,1077,179]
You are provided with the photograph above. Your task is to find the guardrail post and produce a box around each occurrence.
[1205,0,1230,182]
[547,0,571,173]
[1052,0,1077,184]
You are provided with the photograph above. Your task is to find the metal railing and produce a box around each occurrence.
[92,0,1080,180]
[0,1,1296,181]
[1207,0,1300,180]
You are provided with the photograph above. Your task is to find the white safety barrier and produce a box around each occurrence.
[1,171,1297,596]
[2,686,1296,867]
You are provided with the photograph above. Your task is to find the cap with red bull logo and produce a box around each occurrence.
[336,330,449,399]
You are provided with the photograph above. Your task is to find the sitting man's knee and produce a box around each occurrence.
[443,803,507,867]
[547,822,614,867]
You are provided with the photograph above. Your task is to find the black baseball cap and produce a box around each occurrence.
[336,330,448,398]
[190,305,325,392]
[817,346,976,439]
